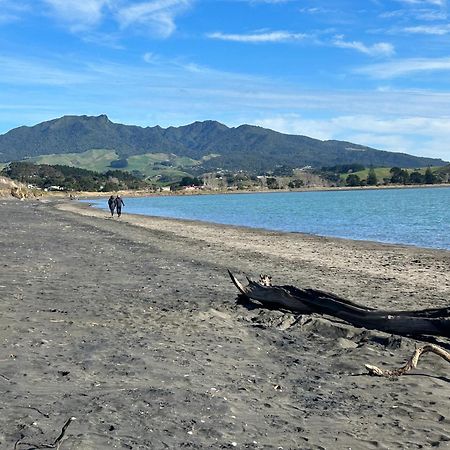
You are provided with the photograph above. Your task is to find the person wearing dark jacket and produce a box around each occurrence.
[107,195,115,217]
[115,195,125,217]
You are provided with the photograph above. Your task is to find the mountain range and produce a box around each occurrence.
[0,115,446,173]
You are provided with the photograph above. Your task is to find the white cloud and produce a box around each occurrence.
[42,0,109,30]
[248,0,292,3]
[298,7,329,14]
[397,0,446,5]
[40,0,192,38]
[115,0,191,38]
[143,52,160,63]
[0,0,31,23]
[356,56,450,78]
[207,31,307,43]
[402,24,450,34]
[333,36,395,57]
[253,114,450,159]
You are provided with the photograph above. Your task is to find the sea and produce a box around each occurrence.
[85,187,450,251]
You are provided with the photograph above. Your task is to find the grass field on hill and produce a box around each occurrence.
[25,149,214,179]
[29,149,118,173]
[339,166,441,181]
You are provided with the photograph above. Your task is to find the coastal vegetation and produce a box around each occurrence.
[340,166,448,187]
[1,161,148,192]
[1,160,449,194]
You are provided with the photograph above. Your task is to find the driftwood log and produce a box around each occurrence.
[228,271,450,339]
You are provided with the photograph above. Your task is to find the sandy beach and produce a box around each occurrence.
[1,198,449,449]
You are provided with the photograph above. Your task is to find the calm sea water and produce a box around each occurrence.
[85,187,450,250]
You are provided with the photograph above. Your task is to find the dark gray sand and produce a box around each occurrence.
[1,199,449,449]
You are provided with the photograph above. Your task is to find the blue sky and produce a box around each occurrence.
[1,0,450,161]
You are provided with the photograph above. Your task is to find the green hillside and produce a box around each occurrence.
[0,115,447,173]
[22,148,218,179]
[29,149,119,173]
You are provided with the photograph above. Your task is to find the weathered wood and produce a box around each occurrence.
[229,270,450,339]
[365,344,450,377]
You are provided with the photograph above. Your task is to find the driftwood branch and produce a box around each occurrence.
[15,417,76,450]
[228,270,450,339]
[365,344,450,377]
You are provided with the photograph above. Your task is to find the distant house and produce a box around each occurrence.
[182,185,203,191]
[45,185,64,191]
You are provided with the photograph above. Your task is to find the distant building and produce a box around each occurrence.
[45,185,64,191]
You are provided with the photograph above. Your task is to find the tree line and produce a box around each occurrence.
[1,162,148,192]
[345,167,443,187]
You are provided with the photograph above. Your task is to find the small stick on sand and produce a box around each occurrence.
[15,416,76,449]
[365,343,450,377]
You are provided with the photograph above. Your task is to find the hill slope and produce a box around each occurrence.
[0,115,446,172]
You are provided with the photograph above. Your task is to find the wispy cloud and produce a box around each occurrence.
[207,30,307,43]
[42,0,108,31]
[0,0,31,23]
[0,55,95,85]
[357,56,450,78]
[248,0,292,4]
[115,0,192,38]
[40,0,192,38]
[254,113,450,159]
[402,24,450,34]
[397,0,446,5]
[207,29,395,58]
[332,36,395,57]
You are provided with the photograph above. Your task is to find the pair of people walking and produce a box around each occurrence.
[108,195,125,218]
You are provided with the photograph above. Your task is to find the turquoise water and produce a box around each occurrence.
[85,187,450,250]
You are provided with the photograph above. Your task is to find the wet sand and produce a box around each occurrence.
[1,198,449,449]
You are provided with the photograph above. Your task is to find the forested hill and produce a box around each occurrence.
[0,115,446,172]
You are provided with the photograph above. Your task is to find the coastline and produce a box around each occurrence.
[80,187,450,252]
[1,198,449,449]
[59,200,450,301]
[30,181,450,201]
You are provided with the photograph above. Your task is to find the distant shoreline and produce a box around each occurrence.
[75,182,450,200]
[2,180,448,201]
[78,186,450,252]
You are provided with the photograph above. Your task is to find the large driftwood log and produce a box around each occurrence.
[228,271,450,339]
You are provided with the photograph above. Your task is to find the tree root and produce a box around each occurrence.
[365,344,450,377]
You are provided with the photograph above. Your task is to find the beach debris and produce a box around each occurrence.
[14,416,76,449]
[365,343,450,377]
[0,372,10,381]
[228,270,450,339]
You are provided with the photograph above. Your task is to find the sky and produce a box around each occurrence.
[1,0,450,161]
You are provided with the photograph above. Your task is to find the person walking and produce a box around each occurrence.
[115,195,125,217]
[108,195,115,217]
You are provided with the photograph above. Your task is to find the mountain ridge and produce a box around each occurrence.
[0,115,446,172]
